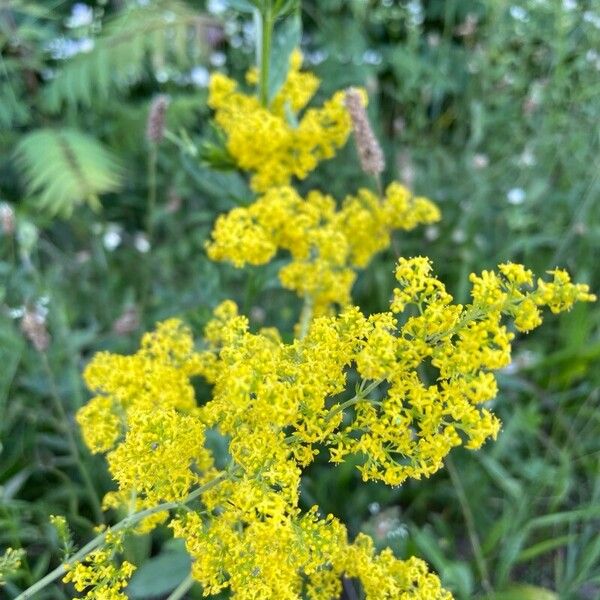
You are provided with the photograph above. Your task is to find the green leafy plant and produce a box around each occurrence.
[14,128,122,217]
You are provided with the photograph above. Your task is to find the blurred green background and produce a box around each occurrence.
[1,0,599,598]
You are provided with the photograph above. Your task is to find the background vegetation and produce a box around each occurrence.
[1,0,599,598]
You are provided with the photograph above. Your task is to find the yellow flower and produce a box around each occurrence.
[207,185,440,315]
[208,50,352,192]
[72,255,594,600]
[63,533,135,600]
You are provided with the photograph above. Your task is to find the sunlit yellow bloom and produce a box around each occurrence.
[208,50,353,192]
[207,184,440,314]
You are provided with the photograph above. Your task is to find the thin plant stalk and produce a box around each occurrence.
[298,294,314,340]
[166,573,195,600]
[147,145,158,245]
[141,144,158,312]
[14,473,228,600]
[258,3,273,106]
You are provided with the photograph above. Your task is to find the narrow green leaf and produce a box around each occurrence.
[486,584,558,600]
[268,12,302,103]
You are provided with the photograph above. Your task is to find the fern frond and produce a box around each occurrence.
[43,1,213,112]
[0,77,31,129]
[14,128,122,217]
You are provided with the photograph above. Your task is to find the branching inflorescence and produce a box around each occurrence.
[26,48,594,600]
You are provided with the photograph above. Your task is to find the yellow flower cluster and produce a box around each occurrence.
[63,44,596,600]
[208,50,354,192]
[70,257,593,599]
[106,408,213,504]
[209,50,352,191]
[63,533,135,600]
[207,183,440,314]
[0,547,25,587]
[171,507,451,600]
[76,319,205,453]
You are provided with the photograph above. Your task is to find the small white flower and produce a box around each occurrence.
[509,5,529,22]
[66,4,93,28]
[134,233,151,254]
[155,69,169,83]
[362,49,382,66]
[368,502,380,515]
[584,11,600,29]
[507,187,526,205]
[425,225,440,241]
[190,65,209,87]
[452,229,466,244]
[103,225,122,251]
[519,148,536,167]
[207,0,227,15]
[210,52,226,67]
[472,153,489,169]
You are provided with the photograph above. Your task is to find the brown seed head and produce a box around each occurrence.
[21,307,50,352]
[146,95,170,144]
[344,88,385,177]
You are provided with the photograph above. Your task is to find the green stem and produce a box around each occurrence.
[166,574,195,600]
[298,295,314,340]
[326,379,384,423]
[141,144,158,313]
[41,353,104,525]
[14,473,228,600]
[446,456,493,595]
[259,3,273,106]
[147,145,158,244]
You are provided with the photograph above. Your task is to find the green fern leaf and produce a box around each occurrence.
[13,128,122,217]
[43,1,212,112]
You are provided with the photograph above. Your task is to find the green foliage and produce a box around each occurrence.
[14,128,122,216]
[126,547,191,599]
[0,0,599,599]
[268,11,302,101]
[43,0,211,112]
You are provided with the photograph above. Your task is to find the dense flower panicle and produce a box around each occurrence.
[63,533,135,600]
[208,50,353,192]
[207,184,440,314]
[71,256,593,599]
[27,38,593,600]
[342,534,452,599]
[106,408,213,504]
[171,506,450,600]
[77,319,206,453]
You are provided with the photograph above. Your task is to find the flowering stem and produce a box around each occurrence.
[258,3,273,106]
[298,294,314,339]
[14,473,228,600]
